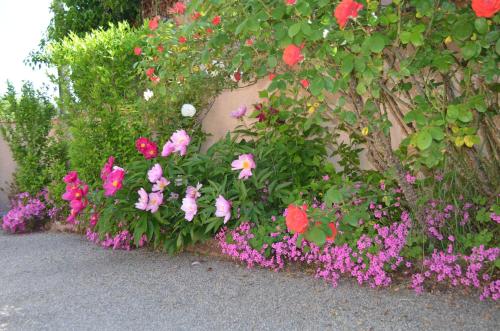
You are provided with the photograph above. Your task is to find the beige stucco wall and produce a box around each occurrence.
[0,135,15,212]
[201,79,408,170]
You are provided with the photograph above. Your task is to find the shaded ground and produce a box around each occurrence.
[0,232,498,331]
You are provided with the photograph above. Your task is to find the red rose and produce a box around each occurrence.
[146,68,155,77]
[472,0,500,17]
[169,2,186,15]
[233,71,242,82]
[179,36,187,43]
[157,44,164,53]
[334,0,363,29]
[192,12,201,20]
[149,16,160,31]
[245,38,254,46]
[134,47,142,56]
[206,27,213,34]
[269,73,277,81]
[300,79,310,89]
[285,0,296,5]
[326,223,338,242]
[285,204,309,234]
[212,16,221,26]
[283,44,304,66]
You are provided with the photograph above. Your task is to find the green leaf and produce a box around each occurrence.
[416,131,433,150]
[474,18,488,35]
[304,227,326,246]
[324,187,343,205]
[367,33,385,53]
[341,54,354,75]
[288,22,302,37]
[267,56,278,68]
[428,127,444,141]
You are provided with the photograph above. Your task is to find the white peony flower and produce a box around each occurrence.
[181,104,196,117]
[323,29,330,38]
[143,89,154,101]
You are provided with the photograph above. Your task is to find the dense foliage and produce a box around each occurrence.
[2,0,499,301]
[0,82,67,197]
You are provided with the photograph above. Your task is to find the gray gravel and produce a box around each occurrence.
[0,232,498,331]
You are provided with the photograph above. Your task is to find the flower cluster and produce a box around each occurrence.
[135,163,169,213]
[86,228,147,251]
[2,192,47,233]
[136,137,158,159]
[411,244,500,301]
[218,211,411,288]
[62,171,89,223]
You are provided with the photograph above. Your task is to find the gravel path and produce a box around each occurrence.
[0,232,498,331]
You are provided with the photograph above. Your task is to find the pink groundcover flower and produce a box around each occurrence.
[215,195,231,224]
[231,154,256,180]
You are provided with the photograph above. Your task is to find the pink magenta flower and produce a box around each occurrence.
[70,198,87,213]
[134,47,142,55]
[147,164,163,183]
[186,183,202,199]
[144,142,158,159]
[215,195,231,224]
[100,156,115,181]
[181,197,197,221]
[170,129,191,156]
[146,192,163,213]
[135,188,148,210]
[63,171,78,184]
[285,0,297,5]
[231,154,256,180]
[231,105,247,119]
[103,168,125,197]
[152,177,170,192]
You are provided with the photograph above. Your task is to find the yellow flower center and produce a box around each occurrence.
[112,180,119,187]
[242,160,251,169]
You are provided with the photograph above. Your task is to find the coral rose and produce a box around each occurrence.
[472,0,500,17]
[283,44,304,66]
[334,0,363,29]
[285,204,308,234]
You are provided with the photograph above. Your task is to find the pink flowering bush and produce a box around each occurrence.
[2,191,53,233]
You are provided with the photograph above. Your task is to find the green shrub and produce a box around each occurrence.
[0,82,64,196]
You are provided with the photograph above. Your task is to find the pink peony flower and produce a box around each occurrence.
[215,195,231,224]
[100,156,115,181]
[103,168,125,197]
[63,171,78,184]
[147,164,163,183]
[170,129,191,156]
[149,16,160,31]
[231,105,247,119]
[152,177,170,192]
[169,2,186,15]
[135,188,149,210]
[146,192,163,213]
[186,183,202,199]
[231,154,256,180]
[161,140,175,157]
[181,197,197,221]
